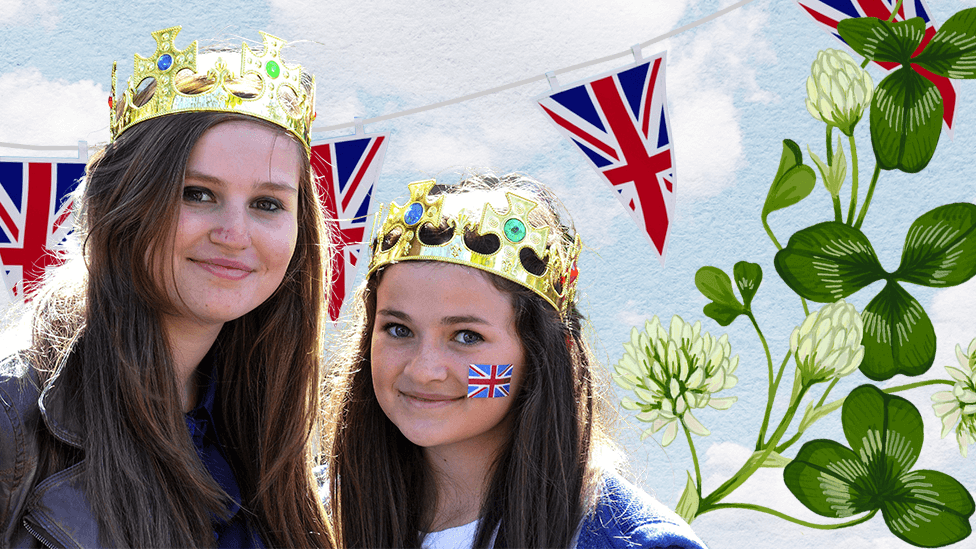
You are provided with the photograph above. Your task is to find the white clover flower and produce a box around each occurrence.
[613,315,738,446]
[791,299,865,384]
[932,338,976,457]
[805,49,874,136]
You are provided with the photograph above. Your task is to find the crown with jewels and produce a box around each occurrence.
[368,180,582,314]
[110,26,315,148]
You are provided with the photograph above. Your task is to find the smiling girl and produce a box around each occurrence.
[324,174,706,548]
[0,29,332,548]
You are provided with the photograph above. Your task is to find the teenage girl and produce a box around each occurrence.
[0,28,332,548]
[323,174,706,548]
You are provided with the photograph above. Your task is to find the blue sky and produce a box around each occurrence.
[3,0,976,546]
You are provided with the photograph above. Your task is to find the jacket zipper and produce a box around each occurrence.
[23,519,60,549]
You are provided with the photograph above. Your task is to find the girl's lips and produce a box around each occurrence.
[192,258,254,280]
[399,391,463,407]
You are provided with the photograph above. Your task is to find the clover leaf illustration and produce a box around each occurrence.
[785,385,975,547]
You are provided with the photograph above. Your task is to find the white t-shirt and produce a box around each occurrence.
[421,520,480,549]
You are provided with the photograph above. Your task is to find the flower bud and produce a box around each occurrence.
[791,299,865,384]
[805,49,874,136]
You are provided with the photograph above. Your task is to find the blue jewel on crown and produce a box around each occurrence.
[157,54,173,71]
[403,202,423,226]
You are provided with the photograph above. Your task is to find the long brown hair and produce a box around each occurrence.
[324,173,615,548]
[27,111,334,548]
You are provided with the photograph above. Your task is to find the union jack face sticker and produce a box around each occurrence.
[467,364,514,398]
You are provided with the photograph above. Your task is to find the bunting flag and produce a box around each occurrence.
[0,151,86,302]
[796,0,957,134]
[536,51,675,264]
[310,130,389,320]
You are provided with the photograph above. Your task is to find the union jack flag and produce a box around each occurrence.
[537,51,675,264]
[0,153,85,303]
[467,364,513,398]
[310,130,389,320]
[796,0,957,134]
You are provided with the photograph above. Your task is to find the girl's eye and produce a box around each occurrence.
[453,330,483,345]
[183,186,214,203]
[253,197,284,212]
[383,323,412,339]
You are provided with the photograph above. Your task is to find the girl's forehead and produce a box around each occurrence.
[375,262,514,317]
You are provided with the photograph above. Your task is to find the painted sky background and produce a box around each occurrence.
[2,0,976,546]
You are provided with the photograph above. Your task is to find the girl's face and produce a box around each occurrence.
[371,262,525,456]
[163,120,301,332]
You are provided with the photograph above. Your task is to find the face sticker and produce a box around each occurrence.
[467,364,514,398]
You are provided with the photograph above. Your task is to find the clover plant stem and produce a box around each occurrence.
[832,196,843,223]
[702,380,810,509]
[748,312,775,451]
[888,0,904,22]
[773,378,840,453]
[761,351,795,448]
[854,163,881,230]
[763,219,782,250]
[845,134,860,225]
[800,297,810,316]
[702,504,877,529]
[682,418,703,497]
[816,378,839,410]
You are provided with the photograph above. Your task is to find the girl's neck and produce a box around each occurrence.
[423,417,512,532]
[163,316,223,413]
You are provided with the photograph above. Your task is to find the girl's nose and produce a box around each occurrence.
[403,340,451,384]
[210,205,251,249]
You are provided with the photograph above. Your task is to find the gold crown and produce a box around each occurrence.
[110,26,315,148]
[368,180,582,314]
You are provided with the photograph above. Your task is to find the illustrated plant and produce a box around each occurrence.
[614,4,976,546]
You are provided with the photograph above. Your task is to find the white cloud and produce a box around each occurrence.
[0,68,108,158]
[667,3,776,199]
[0,0,60,29]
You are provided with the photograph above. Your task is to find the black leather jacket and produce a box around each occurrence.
[1,352,101,548]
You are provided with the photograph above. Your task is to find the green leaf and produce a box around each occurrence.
[675,471,700,524]
[761,140,817,225]
[871,68,943,173]
[882,470,975,547]
[860,281,936,380]
[783,439,873,518]
[774,222,887,302]
[842,385,922,480]
[895,202,976,287]
[838,17,926,65]
[754,450,791,468]
[912,8,976,79]
[733,261,762,309]
[695,266,744,326]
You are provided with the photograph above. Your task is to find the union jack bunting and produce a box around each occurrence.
[795,0,957,133]
[537,51,675,263]
[310,131,389,320]
[0,151,86,303]
[467,364,514,398]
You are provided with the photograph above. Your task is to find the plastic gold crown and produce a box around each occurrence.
[110,26,315,148]
[368,180,582,314]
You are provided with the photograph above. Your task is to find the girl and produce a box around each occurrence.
[324,174,706,548]
[0,28,332,548]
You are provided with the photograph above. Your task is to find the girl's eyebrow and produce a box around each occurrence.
[184,169,298,194]
[377,309,489,326]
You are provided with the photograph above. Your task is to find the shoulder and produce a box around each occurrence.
[576,472,708,549]
[1,352,43,541]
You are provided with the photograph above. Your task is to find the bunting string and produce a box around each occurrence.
[0,0,757,151]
